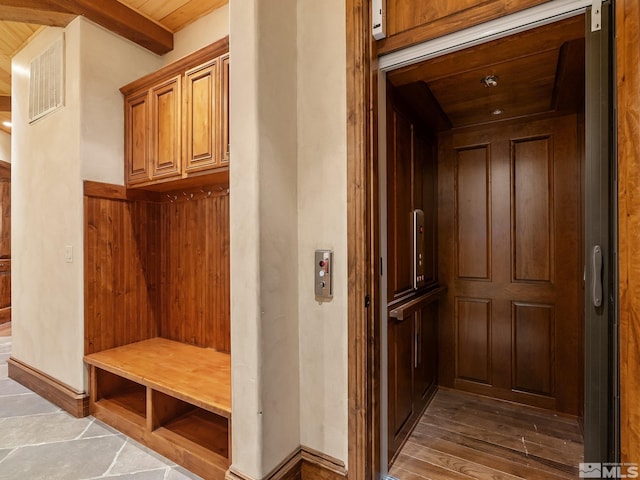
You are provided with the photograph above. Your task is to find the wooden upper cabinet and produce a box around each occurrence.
[151,75,182,180]
[121,37,229,189]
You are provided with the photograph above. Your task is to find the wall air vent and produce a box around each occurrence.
[29,36,64,123]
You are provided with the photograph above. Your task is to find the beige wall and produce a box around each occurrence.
[229,0,348,476]
[297,0,348,464]
[163,4,229,65]
[79,20,162,185]
[0,131,10,163]
[12,24,85,390]
[229,0,301,477]
[12,19,161,390]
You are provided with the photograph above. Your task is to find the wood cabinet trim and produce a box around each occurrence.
[120,36,229,96]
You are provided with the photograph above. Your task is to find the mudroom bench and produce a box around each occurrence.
[84,337,231,479]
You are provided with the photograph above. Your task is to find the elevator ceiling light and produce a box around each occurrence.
[481,75,499,87]
[491,108,504,115]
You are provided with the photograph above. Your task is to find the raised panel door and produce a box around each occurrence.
[151,76,182,180]
[125,90,151,185]
[439,115,582,415]
[185,60,220,173]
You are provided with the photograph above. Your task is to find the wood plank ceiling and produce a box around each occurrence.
[387,15,586,130]
[0,0,228,134]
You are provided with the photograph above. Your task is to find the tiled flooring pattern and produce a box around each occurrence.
[0,333,203,480]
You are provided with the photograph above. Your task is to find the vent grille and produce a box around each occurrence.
[29,36,64,123]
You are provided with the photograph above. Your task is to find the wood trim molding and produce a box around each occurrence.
[7,357,89,418]
[346,0,378,478]
[375,0,549,55]
[226,446,347,480]
[83,180,161,202]
[616,0,640,462]
[120,37,230,95]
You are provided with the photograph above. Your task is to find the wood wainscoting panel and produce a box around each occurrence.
[512,136,553,283]
[8,357,89,417]
[455,298,491,385]
[85,181,230,356]
[84,193,161,355]
[159,191,230,352]
[455,146,490,280]
[512,302,554,396]
[617,0,640,462]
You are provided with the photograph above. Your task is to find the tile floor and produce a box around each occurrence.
[0,332,203,480]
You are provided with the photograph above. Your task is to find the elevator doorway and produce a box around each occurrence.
[379,7,615,477]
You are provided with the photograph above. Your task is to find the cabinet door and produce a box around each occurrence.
[185,60,220,173]
[125,90,151,185]
[151,76,182,179]
[220,54,230,165]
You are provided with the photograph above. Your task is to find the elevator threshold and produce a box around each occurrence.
[389,388,583,479]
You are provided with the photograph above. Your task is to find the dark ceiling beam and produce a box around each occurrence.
[0,0,173,55]
[0,96,10,112]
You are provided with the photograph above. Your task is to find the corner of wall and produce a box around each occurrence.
[296,0,349,467]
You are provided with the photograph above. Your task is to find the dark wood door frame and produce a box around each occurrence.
[346,1,625,477]
[346,1,378,478]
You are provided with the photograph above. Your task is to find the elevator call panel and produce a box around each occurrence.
[315,250,333,299]
[413,209,426,290]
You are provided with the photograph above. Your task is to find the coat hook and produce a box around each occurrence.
[183,192,194,200]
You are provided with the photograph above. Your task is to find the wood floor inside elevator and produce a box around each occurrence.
[389,389,584,480]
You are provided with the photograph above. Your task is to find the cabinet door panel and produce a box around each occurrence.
[220,54,230,165]
[125,91,151,184]
[186,60,220,173]
[151,76,181,179]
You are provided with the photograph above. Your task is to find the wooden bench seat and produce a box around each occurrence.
[84,337,231,479]
[84,337,231,417]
